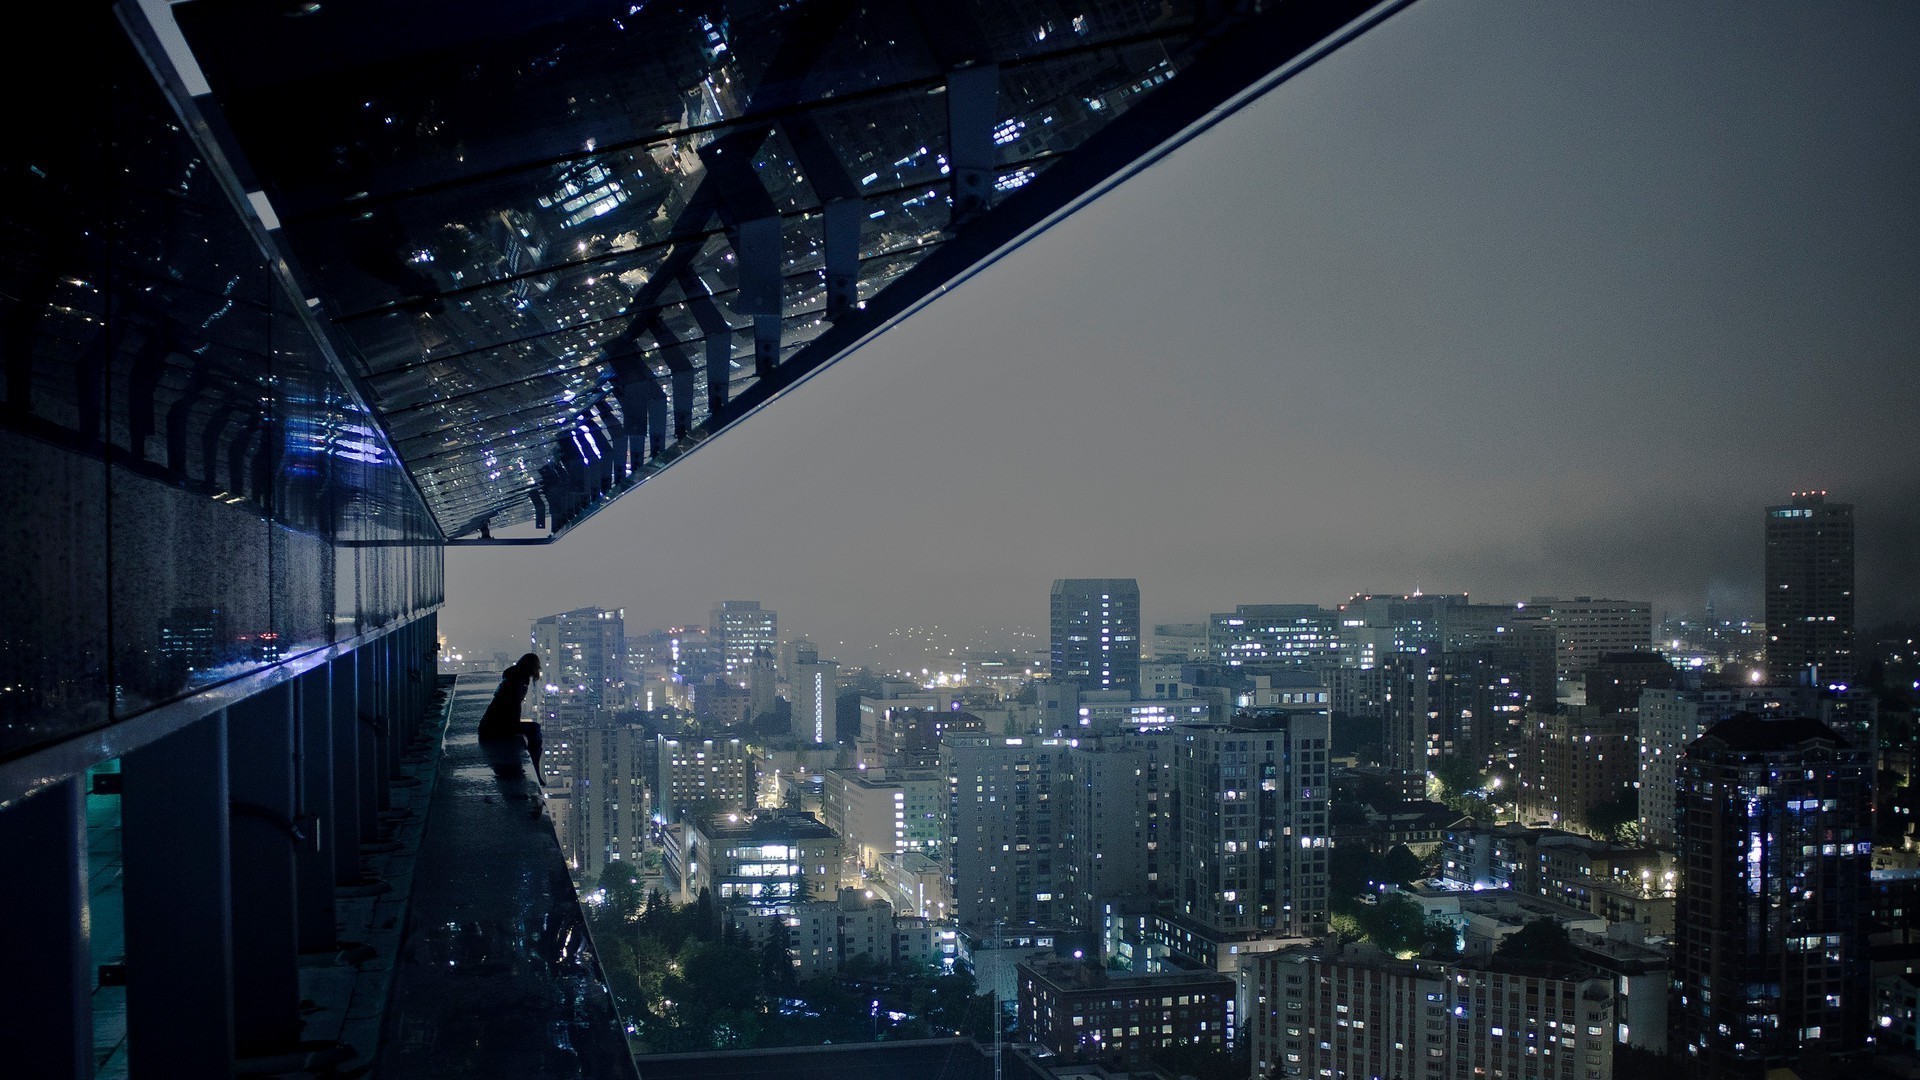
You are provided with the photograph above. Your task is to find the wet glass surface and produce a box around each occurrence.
[172,0,1227,537]
[0,9,439,762]
[381,676,635,1078]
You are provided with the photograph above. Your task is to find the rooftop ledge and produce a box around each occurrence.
[377,673,636,1078]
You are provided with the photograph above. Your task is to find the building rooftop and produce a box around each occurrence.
[1694,713,1852,753]
[1018,953,1234,994]
[699,808,838,842]
[632,1037,1001,1080]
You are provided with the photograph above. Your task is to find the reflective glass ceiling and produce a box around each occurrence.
[166,0,1397,540]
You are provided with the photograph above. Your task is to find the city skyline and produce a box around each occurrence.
[443,1,1920,660]
[7,2,1914,1075]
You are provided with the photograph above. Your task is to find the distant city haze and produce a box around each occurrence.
[444,1,1920,662]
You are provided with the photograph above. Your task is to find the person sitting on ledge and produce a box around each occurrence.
[478,652,545,785]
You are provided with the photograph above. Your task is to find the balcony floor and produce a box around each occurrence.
[378,673,636,1078]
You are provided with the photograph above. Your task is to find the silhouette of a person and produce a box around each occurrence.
[478,652,545,784]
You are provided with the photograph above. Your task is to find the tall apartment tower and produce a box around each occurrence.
[1675,714,1872,1078]
[530,606,626,710]
[791,658,840,744]
[1050,579,1141,693]
[568,723,647,881]
[1172,714,1332,938]
[1638,684,1878,847]
[710,600,777,681]
[1528,597,1653,679]
[942,734,1067,933]
[653,735,756,823]
[1058,733,1172,929]
[1765,491,1855,684]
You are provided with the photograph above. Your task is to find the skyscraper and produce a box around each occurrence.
[530,607,626,710]
[1638,684,1878,847]
[1765,491,1855,683]
[1172,714,1331,938]
[1058,733,1172,928]
[710,600,777,682]
[791,658,840,744]
[1674,714,1872,1077]
[1206,604,1340,671]
[1050,578,1141,693]
[942,733,1067,932]
[569,722,647,881]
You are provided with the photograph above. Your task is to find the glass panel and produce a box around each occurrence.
[0,10,441,762]
[0,431,110,758]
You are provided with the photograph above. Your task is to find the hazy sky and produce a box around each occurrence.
[444,0,1920,661]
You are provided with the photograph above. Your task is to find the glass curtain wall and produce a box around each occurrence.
[0,5,442,763]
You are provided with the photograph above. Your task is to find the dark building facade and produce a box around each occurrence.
[1675,714,1873,1078]
[1764,492,1856,683]
[1017,953,1234,1059]
[1172,715,1331,938]
[1050,579,1142,694]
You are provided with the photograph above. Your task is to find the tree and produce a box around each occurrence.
[1354,894,1429,956]
[1584,791,1639,842]
[1495,918,1579,968]
[1434,757,1485,801]
[1421,918,1462,959]
[760,917,797,992]
[1376,844,1425,888]
[599,862,644,922]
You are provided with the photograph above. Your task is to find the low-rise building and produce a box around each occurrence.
[1017,953,1234,1060]
[782,889,897,978]
[876,849,953,922]
[654,734,756,822]
[665,809,842,916]
[1250,945,1616,1080]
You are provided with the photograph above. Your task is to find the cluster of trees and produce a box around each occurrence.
[586,865,997,1053]
[1327,843,1458,958]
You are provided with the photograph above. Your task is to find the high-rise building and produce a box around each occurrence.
[1050,579,1141,693]
[653,734,755,823]
[1207,605,1340,671]
[1172,715,1331,938]
[942,734,1067,932]
[710,600,777,682]
[1019,954,1234,1059]
[1251,948,1617,1080]
[791,658,840,743]
[1764,491,1855,684]
[1515,707,1638,837]
[744,649,777,721]
[1380,650,1441,782]
[1528,597,1653,679]
[821,765,946,874]
[1153,622,1211,662]
[530,606,626,710]
[568,722,647,881]
[1058,733,1172,928]
[1337,593,1471,672]
[1638,684,1879,847]
[1674,714,1873,1077]
[777,638,818,681]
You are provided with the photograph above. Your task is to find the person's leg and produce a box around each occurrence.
[521,721,545,785]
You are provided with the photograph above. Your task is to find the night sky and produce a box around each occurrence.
[444,1,1920,662]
